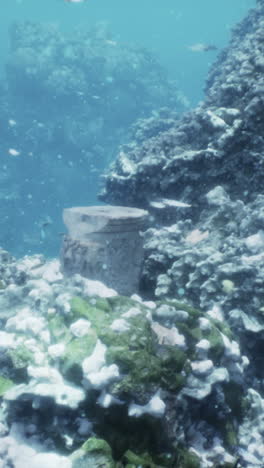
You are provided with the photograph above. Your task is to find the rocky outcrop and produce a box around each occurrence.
[100,1,264,349]
[98,4,264,466]
[100,1,264,211]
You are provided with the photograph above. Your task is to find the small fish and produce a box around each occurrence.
[150,198,191,209]
[105,40,117,46]
[8,119,17,127]
[188,43,218,52]
[64,0,86,3]
[8,148,20,156]
[39,216,52,241]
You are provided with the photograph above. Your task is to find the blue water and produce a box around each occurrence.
[0,0,256,257]
[1,0,255,103]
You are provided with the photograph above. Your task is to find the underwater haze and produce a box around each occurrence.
[0,0,256,257]
[1,0,256,104]
[3,1,264,466]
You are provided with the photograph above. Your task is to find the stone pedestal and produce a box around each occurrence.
[60,205,149,296]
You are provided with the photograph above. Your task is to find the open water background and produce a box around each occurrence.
[1,0,256,104]
[0,0,256,257]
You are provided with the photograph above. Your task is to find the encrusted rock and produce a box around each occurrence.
[61,206,149,295]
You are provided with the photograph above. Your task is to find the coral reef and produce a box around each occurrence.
[1,1,264,467]
[0,252,246,467]
[98,1,264,466]
[100,1,264,209]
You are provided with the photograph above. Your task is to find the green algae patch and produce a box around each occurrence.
[208,316,233,340]
[70,296,113,333]
[175,447,201,468]
[71,437,115,468]
[48,315,71,343]
[118,449,180,467]
[159,347,187,391]
[69,296,171,393]
[105,328,163,395]
[158,299,232,364]
[108,295,145,312]
[104,317,155,361]
[7,345,35,369]
[67,295,238,399]
[122,449,159,467]
[173,322,200,356]
[224,419,238,448]
[90,296,112,313]
[107,340,186,396]
[82,437,113,454]
[67,294,234,397]
[157,300,201,319]
[205,327,225,361]
[61,331,98,383]
[0,376,15,396]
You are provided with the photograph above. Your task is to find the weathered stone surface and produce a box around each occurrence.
[61,206,149,295]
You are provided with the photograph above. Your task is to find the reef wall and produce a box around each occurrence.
[100,5,264,454]
[100,1,264,211]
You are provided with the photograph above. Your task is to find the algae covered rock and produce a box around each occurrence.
[71,437,115,468]
[58,295,189,400]
[1,290,246,467]
[0,375,14,396]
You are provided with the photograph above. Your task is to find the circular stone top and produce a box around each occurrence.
[63,205,149,238]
